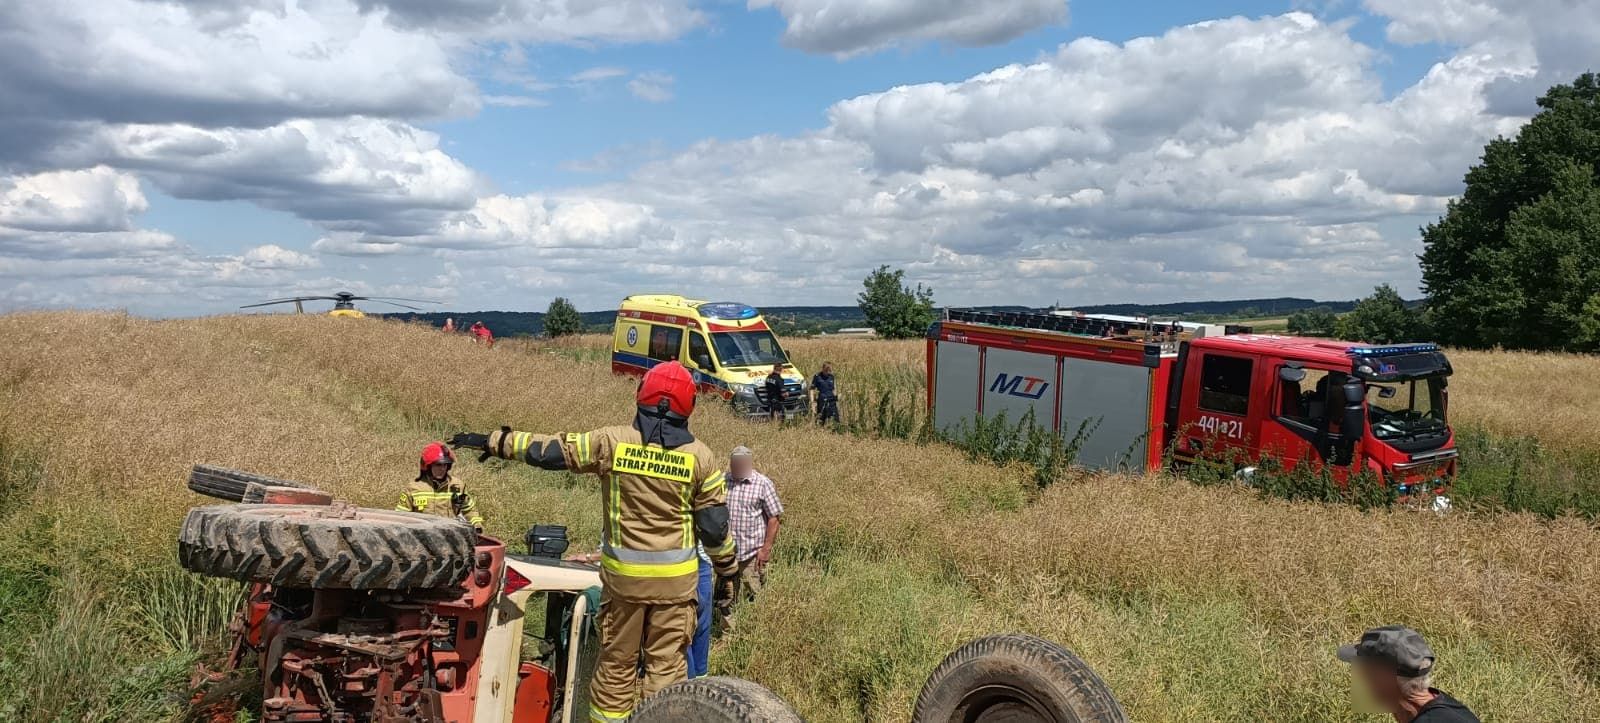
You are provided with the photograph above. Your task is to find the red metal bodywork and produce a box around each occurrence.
[927,322,1456,489]
[202,536,552,723]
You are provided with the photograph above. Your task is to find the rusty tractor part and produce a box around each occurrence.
[178,504,475,590]
[189,465,315,502]
[911,633,1128,723]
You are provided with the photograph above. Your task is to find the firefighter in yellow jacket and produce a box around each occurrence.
[397,442,484,531]
[449,362,738,722]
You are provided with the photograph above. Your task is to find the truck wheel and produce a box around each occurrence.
[178,504,474,590]
[912,634,1127,723]
[632,677,803,723]
[188,465,312,502]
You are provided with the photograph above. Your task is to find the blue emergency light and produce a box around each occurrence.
[1346,343,1440,356]
[699,302,760,320]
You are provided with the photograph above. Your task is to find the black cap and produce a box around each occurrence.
[1337,626,1435,677]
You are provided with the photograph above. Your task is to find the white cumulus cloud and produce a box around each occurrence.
[750,0,1068,56]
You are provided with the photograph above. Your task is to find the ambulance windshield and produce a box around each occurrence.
[712,331,789,368]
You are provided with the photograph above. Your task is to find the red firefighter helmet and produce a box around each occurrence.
[637,361,696,417]
[419,442,455,477]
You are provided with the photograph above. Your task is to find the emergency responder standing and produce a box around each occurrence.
[448,362,739,723]
[811,362,839,425]
[763,364,786,422]
[397,442,484,531]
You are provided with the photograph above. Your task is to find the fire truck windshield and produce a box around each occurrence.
[1365,377,1448,441]
[711,330,789,368]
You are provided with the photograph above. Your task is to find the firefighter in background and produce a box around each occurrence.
[449,362,739,723]
[397,442,484,531]
[470,320,494,347]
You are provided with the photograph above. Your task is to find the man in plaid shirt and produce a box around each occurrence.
[718,445,783,621]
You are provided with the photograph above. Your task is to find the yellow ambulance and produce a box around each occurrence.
[612,295,809,417]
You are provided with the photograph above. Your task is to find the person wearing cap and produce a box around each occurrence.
[717,445,782,626]
[448,362,738,723]
[1338,625,1479,722]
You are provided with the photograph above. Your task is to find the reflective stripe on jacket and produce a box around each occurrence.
[490,425,736,603]
[396,478,484,528]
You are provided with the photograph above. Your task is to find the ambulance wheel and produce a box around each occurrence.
[912,633,1128,723]
[178,504,474,590]
[188,465,312,502]
[632,677,803,723]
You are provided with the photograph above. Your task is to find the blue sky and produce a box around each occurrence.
[0,0,1590,315]
[151,1,1452,253]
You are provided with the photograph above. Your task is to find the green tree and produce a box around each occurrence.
[1286,308,1339,336]
[857,265,936,340]
[1420,73,1600,351]
[1334,285,1423,344]
[543,297,585,338]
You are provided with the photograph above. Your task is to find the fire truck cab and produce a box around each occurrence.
[1171,334,1456,493]
[927,309,1456,495]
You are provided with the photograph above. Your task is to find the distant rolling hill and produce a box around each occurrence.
[383,297,1363,337]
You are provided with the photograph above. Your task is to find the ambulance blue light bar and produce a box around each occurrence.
[699,302,759,320]
[1346,343,1440,356]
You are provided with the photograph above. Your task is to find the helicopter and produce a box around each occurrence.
[240,291,439,318]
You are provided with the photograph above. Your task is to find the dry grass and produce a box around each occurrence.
[0,314,1596,721]
[1447,348,1600,454]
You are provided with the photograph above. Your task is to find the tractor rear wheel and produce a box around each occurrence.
[632,677,803,723]
[178,504,474,590]
[912,633,1127,723]
[188,465,312,502]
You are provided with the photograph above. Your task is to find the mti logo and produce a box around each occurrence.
[989,373,1050,399]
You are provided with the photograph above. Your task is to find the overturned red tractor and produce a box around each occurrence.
[180,465,622,723]
[180,465,1128,723]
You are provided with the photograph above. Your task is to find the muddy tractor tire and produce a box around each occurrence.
[912,633,1127,723]
[178,504,475,590]
[632,677,804,723]
[188,465,312,502]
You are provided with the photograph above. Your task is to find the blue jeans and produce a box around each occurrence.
[686,556,713,677]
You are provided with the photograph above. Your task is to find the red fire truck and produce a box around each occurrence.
[926,309,1458,496]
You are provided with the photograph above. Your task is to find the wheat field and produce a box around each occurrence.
[0,314,1596,721]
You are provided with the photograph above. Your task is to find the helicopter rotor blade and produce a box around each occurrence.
[240,296,344,309]
[353,296,442,305]
[240,298,314,309]
[363,299,428,311]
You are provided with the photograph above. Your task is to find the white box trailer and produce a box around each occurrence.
[927,310,1179,472]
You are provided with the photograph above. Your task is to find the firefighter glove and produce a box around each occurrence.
[449,432,490,451]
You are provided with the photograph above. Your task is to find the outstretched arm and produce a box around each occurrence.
[449,428,603,473]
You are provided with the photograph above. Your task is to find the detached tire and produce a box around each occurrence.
[632,677,803,723]
[178,504,474,590]
[188,465,312,502]
[912,634,1127,723]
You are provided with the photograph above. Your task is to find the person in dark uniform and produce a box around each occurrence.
[763,364,786,422]
[811,362,839,425]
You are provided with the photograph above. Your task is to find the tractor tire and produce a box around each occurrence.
[912,633,1127,723]
[632,677,804,723]
[177,504,474,590]
[188,465,312,503]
